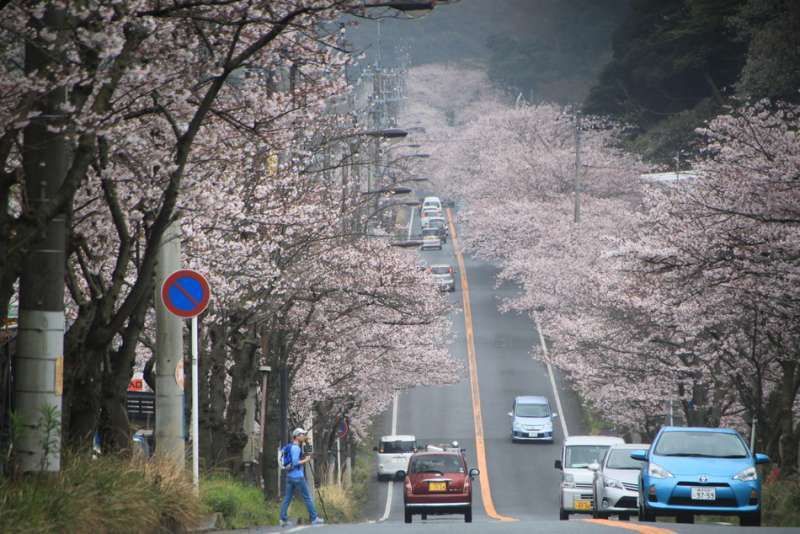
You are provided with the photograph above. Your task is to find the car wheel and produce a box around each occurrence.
[404,510,412,524]
[740,510,761,527]
[639,501,655,522]
[559,508,569,521]
[465,507,472,523]
[376,474,385,482]
[421,513,427,520]
[676,513,694,524]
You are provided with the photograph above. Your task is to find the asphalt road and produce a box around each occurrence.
[261,204,800,534]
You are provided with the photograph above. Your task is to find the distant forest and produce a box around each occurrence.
[347,0,800,163]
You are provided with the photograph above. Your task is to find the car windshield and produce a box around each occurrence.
[409,454,464,474]
[431,266,451,275]
[565,445,610,468]
[515,403,550,417]
[380,440,415,454]
[654,431,748,458]
[606,449,644,469]
[422,228,438,236]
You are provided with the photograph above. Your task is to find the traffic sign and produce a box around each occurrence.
[161,269,210,318]
[336,417,349,440]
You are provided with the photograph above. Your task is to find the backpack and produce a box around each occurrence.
[281,442,302,470]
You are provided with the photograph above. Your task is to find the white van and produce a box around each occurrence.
[421,196,442,211]
[555,435,624,520]
[375,434,416,481]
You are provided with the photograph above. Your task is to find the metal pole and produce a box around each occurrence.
[154,222,185,465]
[15,5,68,472]
[336,437,342,487]
[750,416,757,451]
[669,400,674,426]
[574,112,581,224]
[279,365,289,496]
[260,367,269,498]
[191,316,199,493]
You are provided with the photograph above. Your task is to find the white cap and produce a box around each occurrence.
[292,427,307,437]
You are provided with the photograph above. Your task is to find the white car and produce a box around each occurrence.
[590,443,649,520]
[420,235,442,251]
[420,208,442,226]
[555,435,625,520]
[375,434,416,481]
[422,196,442,211]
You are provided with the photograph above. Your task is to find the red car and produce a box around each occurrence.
[403,449,480,523]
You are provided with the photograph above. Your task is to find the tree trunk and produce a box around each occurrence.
[224,336,258,473]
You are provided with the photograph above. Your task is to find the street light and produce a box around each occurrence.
[365,1,436,13]
[361,186,413,195]
[325,128,408,144]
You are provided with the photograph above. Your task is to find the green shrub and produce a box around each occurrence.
[0,453,204,533]
[763,478,800,527]
[202,475,278,528]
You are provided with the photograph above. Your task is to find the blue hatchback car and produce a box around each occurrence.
[632,427,770,526]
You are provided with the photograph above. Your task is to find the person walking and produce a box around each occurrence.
[280,428,324,527]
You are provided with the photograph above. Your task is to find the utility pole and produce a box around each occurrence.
[15,5,68,473]
[154,222,185,464]
[573,112,582,224]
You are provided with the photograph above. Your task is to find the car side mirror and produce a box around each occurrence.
[588,462,601,472]
[755,453,770,465]
[508,411,513,417]
[554,459,563,470]
[630,450,648,462]
[469,468,480,478]
[552,413,558,418]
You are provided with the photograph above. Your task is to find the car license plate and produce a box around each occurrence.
[429,481,446,492]
[528,432,540,438]
[574,500,592,511]
[691,487,716,501]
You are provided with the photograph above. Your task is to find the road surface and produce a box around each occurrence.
[262,204,800,534]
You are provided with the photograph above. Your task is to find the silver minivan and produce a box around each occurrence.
[509,395,557,442]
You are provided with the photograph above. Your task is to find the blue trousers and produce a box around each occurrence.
[280,476,318,522]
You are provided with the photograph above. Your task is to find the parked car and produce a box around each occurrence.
[404,447,479,523]
[430,264,456,292]
[509,395,557,442]
[555,435,625,520]
[375,434,417,481]
[421,196,442,211]
[633,426,770,526]
[589,443,649,520]
[420,235,442,251]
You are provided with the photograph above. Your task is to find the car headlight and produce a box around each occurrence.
[603,477,624,490]
[562,473,575,488]
[648,462,673,479]
[513,422,523,430]
[733,466,758,482]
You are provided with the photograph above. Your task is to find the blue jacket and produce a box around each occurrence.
[287,443,305,480]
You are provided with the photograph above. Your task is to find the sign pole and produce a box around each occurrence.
[191,315,200,493]
[336,437,342,487]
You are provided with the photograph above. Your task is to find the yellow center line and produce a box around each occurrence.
[446,208,516,523]
[584,519,675,534]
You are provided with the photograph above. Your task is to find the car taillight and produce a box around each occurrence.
[405,479,413,495]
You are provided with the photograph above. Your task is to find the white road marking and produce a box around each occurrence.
[379,391,399,522]
[533,312,569,439]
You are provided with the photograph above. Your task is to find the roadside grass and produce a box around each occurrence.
[202,474,278,529]
[0,453,204,534]
[762,477,800,526]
